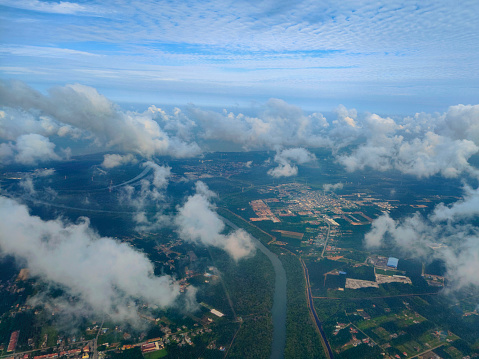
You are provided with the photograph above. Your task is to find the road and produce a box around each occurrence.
[312,292,440,300]
[409,344,444,358]
[321,223,331,258]
[108,165,152,189]
[92,318,104,359]
[300,257,334,359]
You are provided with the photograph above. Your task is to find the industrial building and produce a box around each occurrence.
[387,257,399,269]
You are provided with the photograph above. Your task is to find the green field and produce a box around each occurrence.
[144,349,167,359]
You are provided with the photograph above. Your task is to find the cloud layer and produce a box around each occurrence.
[2,80,479,182]
[1,0,478,109]
[189,99,330,150]
[0,80,201,164]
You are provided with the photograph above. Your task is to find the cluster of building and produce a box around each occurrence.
[250,184,397,245]
[339,256,413,289]
[3,346,86,359]
[7,331,20,352]
[368,255,399,270]
[180,160,250,180]
[249,200,280,222]
[334,323,376,350]
[340,212,373,225]
[33,349,83,359]
[141,340,164,355]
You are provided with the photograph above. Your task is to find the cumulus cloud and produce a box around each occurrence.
[0,108,78,141]
[323,182,343,192]
[102,153,137,168]
[16,134,62,164]
[0,80,201,160]
[364,213,397,248]
[365,184,479,291]
[186,101,479,180]
[2,79,479,181]
[439,104,479,145]
[338,117,479,178]
[366,212,479,290]
[431,185,479,222]
[268,147,316,178]
[0,134,62,165]
[0,196,182,324]
[188,98,330,150]
[334,105,358,128]
[175,182,255,261]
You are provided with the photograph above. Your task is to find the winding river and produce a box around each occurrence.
[220,216,287,359]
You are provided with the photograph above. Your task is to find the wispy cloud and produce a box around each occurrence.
[0,1,477,110]
[0,45,101,58]
[0,66,47,75]
[0,0,99,15]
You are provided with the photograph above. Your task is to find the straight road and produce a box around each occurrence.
[300,258,334,359]
[321,223,331,258]
[312,292,440,300]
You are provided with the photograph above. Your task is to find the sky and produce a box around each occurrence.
[1,0,478,113]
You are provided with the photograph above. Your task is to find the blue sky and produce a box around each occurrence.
[1,0,478,113]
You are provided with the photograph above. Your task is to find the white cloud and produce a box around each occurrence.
[188,98,330,150]
[268,147,316,178]
[34,168,55,177]
[2,80,479,182]
[395,133,478,178]
[102,153,137,169]
[323,183,343,192]
[119,162,170,209]
[19,176,36,196]
[0,107,78,140]
[431,185,479,222]
[365,183,479,291]
[337,107,479,178]
[334,104,358,128]
[0,45,101,58]
[364,213,397,249]
[0,0,94,15]
[7,133,61,165]
[0,1,478,108]
[0,142,14,163]
[0,196,182,324]
[0,80,202,159]
[439,104,479,146]
[117,162,172,231]
[175,182,255,261]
